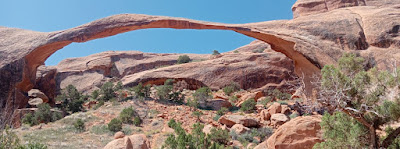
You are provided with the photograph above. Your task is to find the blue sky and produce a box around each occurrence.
[0,1,296,65]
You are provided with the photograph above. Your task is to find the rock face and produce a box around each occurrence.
[1,0,400,125]
[36,49,295,101]
[292,0,367,18]
[218,115,259,128]
[104,134,150,149]
[255,115,322,149]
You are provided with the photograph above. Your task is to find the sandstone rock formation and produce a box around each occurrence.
[104,134,150,149]
[255,115,322,149]
[218,115,259,128]
[1,0,399,126]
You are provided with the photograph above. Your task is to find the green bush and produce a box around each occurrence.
[240,99,256,112]
[133,83,151,99]
[252,48,264,53]
[108,118,122,132]
[213,115,221,121]
[55,85,84,113]
[177,55,191,64]
[100,82,115,101]
[223,82,240,95]
[114,81,123,91]
[22,113,36,126]
[208,127,230,145]
[193,87,212,106]
[91,89,100,100]
[133,117,142,127]
[162,120,227,149]
[73,119,85,132]
[34,103,53,124]
[229,96,239,103]
[0,126,47,149]
[212,50,220,55]
[216,107,228,116]
[156,85,172,100]
[119,107,139,124]
[192,111,203,121]
[186,98,199,110]
[289,112,299,119]
[258,96,272,106]
[270,89,291,100]
[93,100,104,110]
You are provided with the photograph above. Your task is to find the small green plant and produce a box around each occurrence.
[55,85,84,113]
[233,50,239,53]
[119,107,138,124]
[276,100,288,105]
[34,103,53,124]
[229,95,239,103]
[208,127,230,145]
[270,89,291,100]
[90,125,111,135]
[133,83,151,99]
[258,96,272,106]
[22,113,36,126]
[133,117,142,126]
[0,126,48,149]
[252,48,264,53]
[223,82,240,95]
[108,118,122,132]
[216,107,228,116]
[93,100,104,110]
[187,98,199,110]
[213,115,221,121]
[193,87,212,107]
[192,111,203,121]
[100,82,116,101]
[289,112,299,119]
[91,89,100,100]
[177,55,191,64]
[114,81,123,91]
[212,50,220,55]
[73,119,85,132]
[240,99,256,112]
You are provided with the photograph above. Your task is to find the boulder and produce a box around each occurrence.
[204,99,233,110]
[267,102,282,115]
[281,105,291,115]
[203,124,213,134]
[230,124,250,134]
[27,89,49,103]
[259,109,272,121]
[218,115,259,128]
[255,116,322,149]
[271,113,289,126]
[104,134,150,149]
[114,131,125,139]
[28,98,43,106]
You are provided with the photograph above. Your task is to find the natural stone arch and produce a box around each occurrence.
[0,14,320,127]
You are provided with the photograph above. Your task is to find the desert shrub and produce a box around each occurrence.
[192,111,203,121]
[231,127,273,145]
[252,48,264,53]
[133,83,151,99]
[177,55,191,64]
[208,127,230,145]
[108,118,122,132]
[51,112,63,122]
[229,96,239,103]
[270,89,291,100]
[0,126,47,149]
[258,96,272,106]
[34,103,53,124]
[186,98,199,110]
[313,112,369,149]
[73,119,85,132]
[133,117,142,127]
[213,115,221,121]
[276,100,288,105]
[216,107,228,116]
[223,82,240,96]
[90,125,111,135]
[119,107,139,124]
[91,89,100,100]
[312,53,400,148]
[55,85,84,113]
[22,113,36,126]
[193,87,212,107]
[114,81,123,91]
[100,82,115,101]
[233,50,239,53]
[162,120,227,149]
[240,99,256,112]
[122,126,132,135]
[24,142,48,149]
[212,50,220,55]
[156,84,172,100]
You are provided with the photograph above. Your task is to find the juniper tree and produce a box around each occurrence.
[313,53,400,148]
